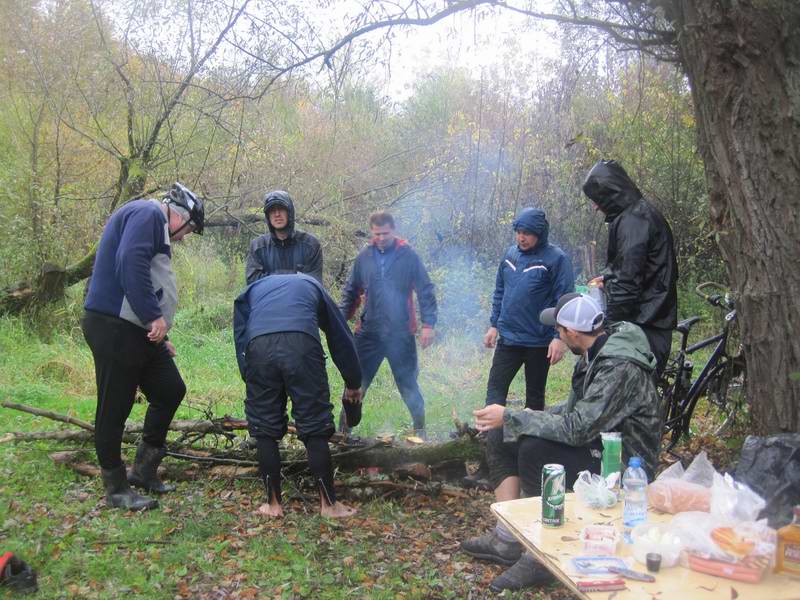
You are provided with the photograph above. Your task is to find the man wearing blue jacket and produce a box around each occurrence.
[233,274,362,518]
[339,212,437,436]
[82,183,204,511]
[483,207,574,413]
[476,207,574,531]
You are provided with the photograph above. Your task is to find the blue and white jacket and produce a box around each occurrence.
[490,208,575,347]
[84,199,178,329]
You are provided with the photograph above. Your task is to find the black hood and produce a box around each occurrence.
[582,160,642,223]
[263,190,295,236]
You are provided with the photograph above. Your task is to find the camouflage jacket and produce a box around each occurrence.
[502,321,663,477]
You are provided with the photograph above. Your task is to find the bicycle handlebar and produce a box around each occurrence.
[695,282,735,310]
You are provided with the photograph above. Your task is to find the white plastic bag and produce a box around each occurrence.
[574,470,618,509]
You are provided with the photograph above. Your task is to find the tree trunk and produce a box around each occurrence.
[671,1,800,432]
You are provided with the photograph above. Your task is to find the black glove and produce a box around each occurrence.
[0,552,38,594]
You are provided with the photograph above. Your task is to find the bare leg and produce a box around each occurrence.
[319,489,357,518]
[495,475,520,502]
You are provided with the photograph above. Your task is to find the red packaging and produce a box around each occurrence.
[687,553,769,584]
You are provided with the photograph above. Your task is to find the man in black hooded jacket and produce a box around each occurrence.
[582,160,678,373]
[245,190,323,284]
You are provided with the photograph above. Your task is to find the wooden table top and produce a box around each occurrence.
[492,494,800,600]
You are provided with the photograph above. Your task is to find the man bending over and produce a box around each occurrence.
[234,274,362,518]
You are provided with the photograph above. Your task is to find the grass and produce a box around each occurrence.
[0,296,577,600]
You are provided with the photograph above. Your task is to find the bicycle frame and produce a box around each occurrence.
[672,325,730,438]
[663,285,739,451]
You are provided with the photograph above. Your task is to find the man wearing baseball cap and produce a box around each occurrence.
[461,292,662,592]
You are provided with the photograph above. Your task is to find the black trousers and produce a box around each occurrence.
[486,429,602,497]
[81,311,186,470]
[485,343,550,410]
[641,326,672,378]
[244,332,334,441]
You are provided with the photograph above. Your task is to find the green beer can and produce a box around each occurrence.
[542,463,565,527]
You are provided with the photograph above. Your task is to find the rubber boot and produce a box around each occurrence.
[128,442,175,494]
[488,553,555,592]
[101,465,158,511]
[460,530,522,566]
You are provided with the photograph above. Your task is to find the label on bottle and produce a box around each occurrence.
[782,543,800,573]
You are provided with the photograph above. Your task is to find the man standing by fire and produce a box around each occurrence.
[245,190,323,284]
[339,211,437,437]
[482,207,574,413]
[234,273,362,519]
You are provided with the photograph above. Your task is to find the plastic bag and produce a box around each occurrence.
[574,470,618,509]
[671,512,776,564]
[647,451,715,513]
[669,471,776,582]
[710,472,766,522]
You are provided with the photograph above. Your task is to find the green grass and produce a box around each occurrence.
[0,302,575,599]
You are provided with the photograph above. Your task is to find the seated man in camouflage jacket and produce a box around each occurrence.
[462,292,663,593]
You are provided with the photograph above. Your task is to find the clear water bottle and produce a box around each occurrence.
[622,456,648,543]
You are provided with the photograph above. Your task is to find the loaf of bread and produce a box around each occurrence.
[647,479,711,513]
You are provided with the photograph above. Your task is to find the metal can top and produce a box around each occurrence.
[543,463,565,472]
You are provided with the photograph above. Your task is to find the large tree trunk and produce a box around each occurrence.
[671,1,800,432]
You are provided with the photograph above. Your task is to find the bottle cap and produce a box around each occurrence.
[629,456,642,468]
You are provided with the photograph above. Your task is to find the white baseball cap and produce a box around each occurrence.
[540,292,605,333]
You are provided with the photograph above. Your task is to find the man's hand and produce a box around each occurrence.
[344,388,363,404]
[147,317,168,343]
[547,338,567,365]
[473,404,505,431]
[589,276,604,289]
[165,341,177,357]
[420,326,435,349]
[483,326,499,348]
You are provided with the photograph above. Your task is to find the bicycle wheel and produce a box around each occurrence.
[659,361,691,452]
[693,358,746,437]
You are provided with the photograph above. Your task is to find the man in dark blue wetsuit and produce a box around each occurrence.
[233,273,362,518]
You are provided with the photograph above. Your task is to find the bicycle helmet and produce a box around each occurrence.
[165,182,204,235]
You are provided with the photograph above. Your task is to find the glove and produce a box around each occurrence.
[0,552,38,594]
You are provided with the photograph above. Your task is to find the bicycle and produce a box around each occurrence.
[659,282,747,452]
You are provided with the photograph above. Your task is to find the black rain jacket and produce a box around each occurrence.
[582,160,678,330]
[245,191,323,284]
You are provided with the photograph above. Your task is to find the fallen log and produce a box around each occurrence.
[8,401,483,481]
[0,403,347,444]
[1,401,94,431]
[0,430,94,442]
[50,451,471,500]
[333,435,481,472]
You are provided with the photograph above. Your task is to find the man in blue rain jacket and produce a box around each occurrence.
[482,207,575,413]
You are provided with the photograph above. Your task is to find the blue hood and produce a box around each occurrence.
[512,207,549,247]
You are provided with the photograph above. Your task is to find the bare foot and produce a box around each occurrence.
[320,501,357,518]
[255,501,284,518]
